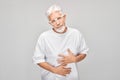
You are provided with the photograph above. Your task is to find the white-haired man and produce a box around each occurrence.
[33,5,89,80]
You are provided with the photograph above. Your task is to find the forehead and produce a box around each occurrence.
[48,11,63,21]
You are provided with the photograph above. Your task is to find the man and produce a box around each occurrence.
[33,5,89,80]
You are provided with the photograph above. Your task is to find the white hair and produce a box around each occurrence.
[46,4,63,17]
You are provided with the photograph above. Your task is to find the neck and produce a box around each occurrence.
[53,26,67,34]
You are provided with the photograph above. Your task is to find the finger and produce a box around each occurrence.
[65,69,71,74]
[61,62,67,66]
[60,65,66,68]
[61,63,67,66]
[57,59,65,64]
[57,58,64,61]
[59,59,68,64]
[57,58,65,62]
[59,59,70,65]
[58,54,65,58]
[57,58,61,63]
[64,67,71,70]
[67,70,71,74]
[67,48,73,55]
[66,69,71,72]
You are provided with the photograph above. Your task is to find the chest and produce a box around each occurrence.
[44,34,80,57]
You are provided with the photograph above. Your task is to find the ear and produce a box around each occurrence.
[63,14,66,24]
[48,15,51,22]
[64,13,67,18]
[63,14,66,22]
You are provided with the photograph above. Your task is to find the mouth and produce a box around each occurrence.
[57,24,63,27]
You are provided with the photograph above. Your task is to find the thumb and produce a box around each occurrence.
[67,48,73,55]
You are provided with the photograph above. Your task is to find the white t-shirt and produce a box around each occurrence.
[33,27,89,80]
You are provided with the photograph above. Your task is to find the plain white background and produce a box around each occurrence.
[0,0,120,80]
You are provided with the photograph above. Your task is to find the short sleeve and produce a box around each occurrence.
[32,35,46,64]
[78,32,89,54]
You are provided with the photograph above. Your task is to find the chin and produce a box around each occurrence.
[55,26,62,28]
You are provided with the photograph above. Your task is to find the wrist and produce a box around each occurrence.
[71,56,77,63]
[51,66,57,73]
[74,56,77,63]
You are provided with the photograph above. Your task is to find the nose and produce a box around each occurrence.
[56,20,60,25]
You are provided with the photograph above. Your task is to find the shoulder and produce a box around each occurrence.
[40,29,51,37]
[37,30,51,40]
[69,27,82,36]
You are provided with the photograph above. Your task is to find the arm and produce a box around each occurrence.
[75,53,86,62]
[58,49,87,65]
[33,36,71,76]
[37,62,71,76]
[37,62,55,73]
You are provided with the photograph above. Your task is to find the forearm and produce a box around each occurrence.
[75,53,86,62]
[37,62,71,76]
[37,62,55,73]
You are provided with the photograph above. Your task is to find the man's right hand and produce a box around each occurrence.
[53,65,71,76]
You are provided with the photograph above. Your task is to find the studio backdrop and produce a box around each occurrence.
[0,0,120,80]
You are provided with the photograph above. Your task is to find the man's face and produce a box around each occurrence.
[48,11,66,29]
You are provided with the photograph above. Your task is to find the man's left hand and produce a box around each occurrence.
[57,49,76,65]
